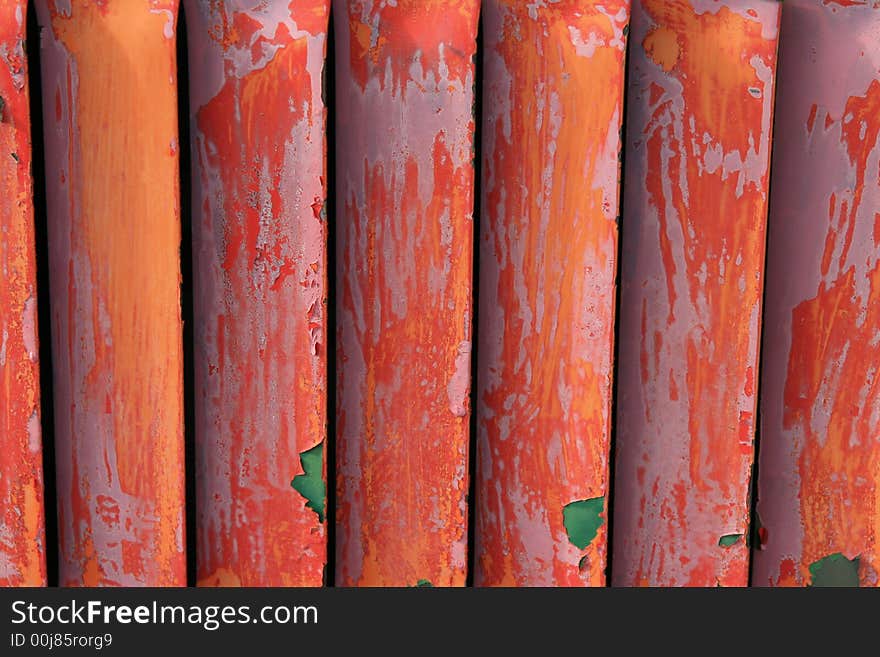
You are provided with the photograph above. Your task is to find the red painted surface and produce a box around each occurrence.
[185,0,329,587]
[334,0,479,587]
[612,0,780,587]
[755,1,880,587]
[475,0,629,587]
[0,0,46,588]
[36,0,186,586]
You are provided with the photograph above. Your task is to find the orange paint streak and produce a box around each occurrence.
[0,0,46,587]
[475,0,628,587]
[39,1,185,586]
[642,26,679,72]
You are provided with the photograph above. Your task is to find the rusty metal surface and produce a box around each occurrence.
[35,0,186,586]
[9,0,879,591]
[474,0,629,587]
[612,0,780,587]
[754,0,880,588]
[334,0,479,587]
[0,0,45,588]
[184,0,329,588]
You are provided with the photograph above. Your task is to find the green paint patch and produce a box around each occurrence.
[562,497,605,550]
[809,553,860,588]
[291,442,326,523]
[415,580,433,587]
[719,534,743,548]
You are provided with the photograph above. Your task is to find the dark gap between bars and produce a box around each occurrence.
[747,24,786,588]
[176,6,198,587]
[605,17,634,588]
[28,1,58,588]
[465,12,484,589]
[326,8,338,588]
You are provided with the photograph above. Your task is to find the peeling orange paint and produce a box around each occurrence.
[755,1,880,587]
[0,0,46,588]
[643,26,679,72]
[334,0,479,586]
[185,0,329,588]
[613,0,780,587]
[475,0,629,587]
[35,0,186,586]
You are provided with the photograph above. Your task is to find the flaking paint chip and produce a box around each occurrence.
[809,553,860,587]
[562,497,605,550]
[291,442,326,523]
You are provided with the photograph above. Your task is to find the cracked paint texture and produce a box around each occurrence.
[474,0,628,587]
[612,0,779,587]
[334,0,479,586]
[754,0,880,588]
[0,0,46,587]
[185,0,329,588]
[35,0,186,586]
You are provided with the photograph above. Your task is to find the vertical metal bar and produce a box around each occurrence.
[334,0,480,587]
[0,0,46,588]
[184,0,330,587]
[474,0,629,587]
[612,0,780,587]
[754,1,880,588]
[34,1,186,586]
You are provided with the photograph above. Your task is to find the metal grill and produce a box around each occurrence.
[0,0,873,588]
